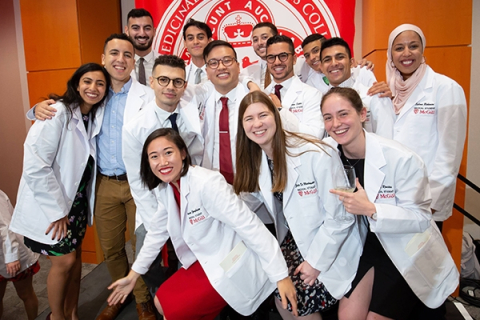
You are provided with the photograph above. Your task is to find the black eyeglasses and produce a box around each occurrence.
[266,52,294,64]
[153,76,186,88]
[206,56,236,69]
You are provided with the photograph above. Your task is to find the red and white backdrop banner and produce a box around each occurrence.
[135,0,356,69]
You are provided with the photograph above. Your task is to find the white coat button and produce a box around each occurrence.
[338,257,347,267]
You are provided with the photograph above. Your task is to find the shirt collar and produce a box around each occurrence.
[135,50,155,65]
[214,85,238,105]
[153,103,179,123]
[108,77,133,96]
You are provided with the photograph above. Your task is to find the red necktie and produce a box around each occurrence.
[274,84,283,102]
[219,97,234,184]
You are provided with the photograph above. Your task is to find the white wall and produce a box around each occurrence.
[463,0,480,239]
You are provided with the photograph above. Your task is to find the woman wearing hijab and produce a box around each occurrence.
[386,23,467,229]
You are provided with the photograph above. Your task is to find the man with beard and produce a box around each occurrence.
[124,8,159,85]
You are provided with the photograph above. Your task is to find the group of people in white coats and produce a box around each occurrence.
[8,19,466,320]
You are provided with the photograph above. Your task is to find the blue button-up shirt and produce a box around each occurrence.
[97,79,132,175]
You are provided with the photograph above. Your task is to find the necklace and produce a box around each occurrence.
[345,157,361,167]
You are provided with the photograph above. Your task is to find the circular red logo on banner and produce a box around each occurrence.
[153,0,340,68]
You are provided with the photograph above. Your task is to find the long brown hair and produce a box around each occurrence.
[234,91,330,194]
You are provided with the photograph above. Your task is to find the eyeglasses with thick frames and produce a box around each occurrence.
[266,52,294,64]
[153,76,186,88]
[206,56,236,69]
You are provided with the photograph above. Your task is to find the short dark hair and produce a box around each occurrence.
[182,18,213,40]
[152,55,186,76]
[266,34,294,53]
[203,40,237,61]
[104,33,134,52]
[127,8,154,24]
[140,128,192,190]
[320,37,352,60]
[321,87,363,114]
[253,22,278,36]
[302,34,326,48]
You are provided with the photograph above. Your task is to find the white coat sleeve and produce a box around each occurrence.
[132,200,170,275]
[369,95,395,139]
[122,126,158,231]
[23,107,69,223]
[0,192,19,263]
[429,81,467,217]
[305,150,356,273]
[201,173,288,283]
[370,152,433,233]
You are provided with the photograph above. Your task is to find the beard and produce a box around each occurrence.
[131,36,153,51]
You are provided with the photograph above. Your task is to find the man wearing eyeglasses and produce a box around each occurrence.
[122,54,204,298]
[264,35,324,139]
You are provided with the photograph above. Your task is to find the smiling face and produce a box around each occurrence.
[266,42,296,83]
[320,45,353,86]
[205,45,240,95]
[125,16,155,53]
[303,40,322,72]
[77,71,108,111]
[184,26,211,60]
[322,93,366,152]
[391,30,423,80]
[150,65,186,113]
[252,27,275,59]
[242,102,277,155]
[102,39,135,85]
[148,136,186,184]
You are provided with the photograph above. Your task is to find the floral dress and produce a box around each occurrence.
[268,158,337,316]
[24,114,93,256]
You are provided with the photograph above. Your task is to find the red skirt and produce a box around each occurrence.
[156,261,227,320]
[0,261,40,282]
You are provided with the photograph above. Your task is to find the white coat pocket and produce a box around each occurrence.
[409,226,452,288]
[224,244,270,300]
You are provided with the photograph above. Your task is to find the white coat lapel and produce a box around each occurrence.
[180,173,190,227]
[202,94,216,168]
[281,77,300,110]
[283,153,300,208]
[125,80,146,121]
[397,67,433,120]
[259,152,274,216]
[72,107,88,145]
[166,183,182,234]
[364,132,386,202]
[90,102,105,139]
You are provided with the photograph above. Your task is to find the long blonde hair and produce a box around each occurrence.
[234,91,330,194]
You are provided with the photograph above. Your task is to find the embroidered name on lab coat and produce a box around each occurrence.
[289,102,304,114]
[187,207,208,225]
[376,185,395,199]
[295,181,317,197]
[413,102,435,115]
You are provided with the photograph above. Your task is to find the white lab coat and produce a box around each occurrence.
[325,131,459,308]
[246,141,363,299]
[0,190,39,278]
[123,79,155,123]
[132,166,288,315]
[264,76,324,139]
[392,66,467,221]
[122,99,204,230]
[351,78,395,139]
[11,102,104,244]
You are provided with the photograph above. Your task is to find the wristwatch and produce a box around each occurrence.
[371,212,377,221]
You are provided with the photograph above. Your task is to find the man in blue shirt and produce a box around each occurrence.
[30,33,156,320]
